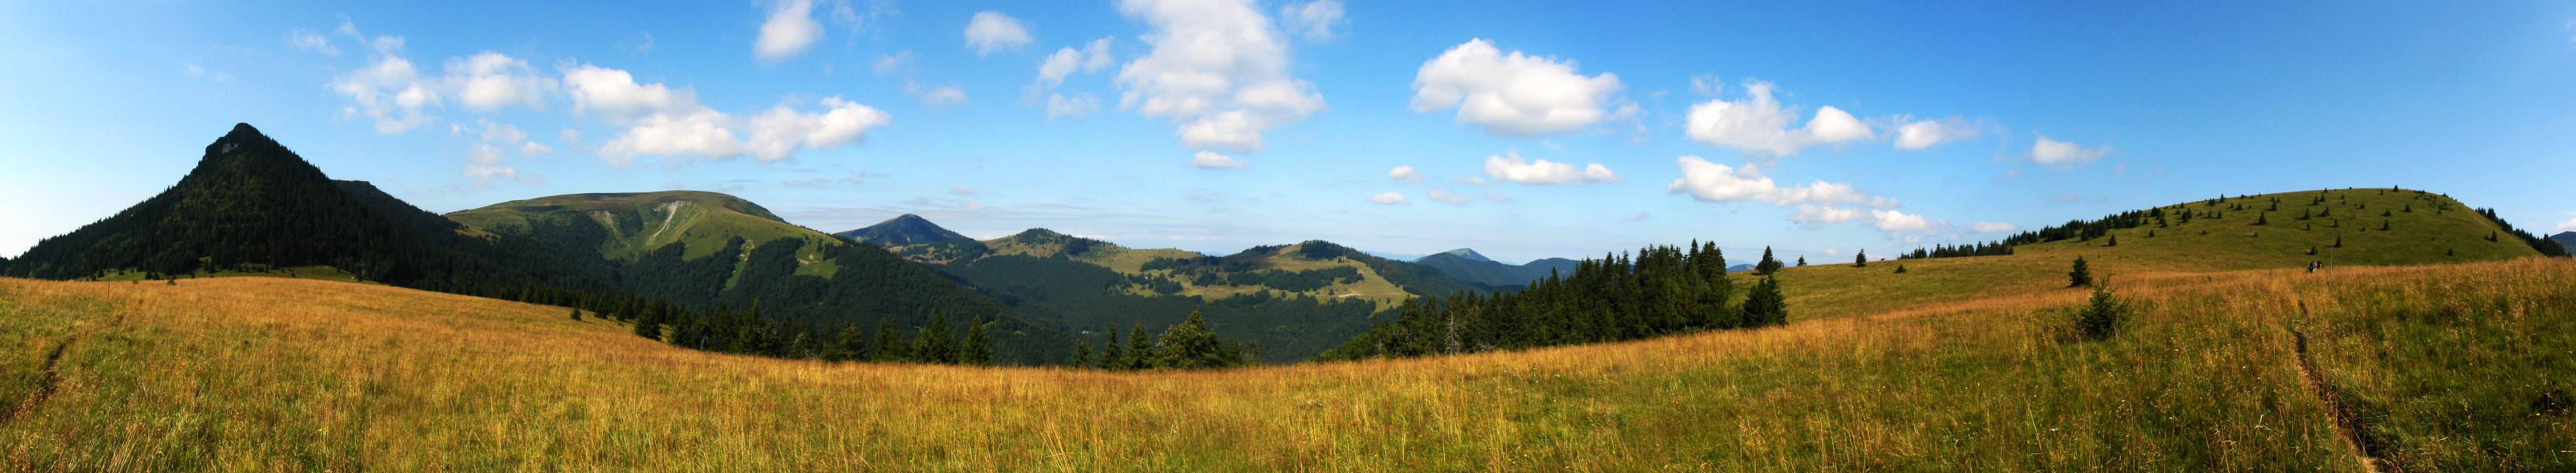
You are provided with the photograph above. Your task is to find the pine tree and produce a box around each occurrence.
[961,318,993,366]
[1126,322,1157,370]
[916,312,959,363]
[2068,256,2093,288]
[1795,256,1806,267]
[1073,343,1093,367]
[1153,311,1226,370]
[872,315,908,362]
[1894,264,1908,274]
[1854,250,1868,267]
[827,324,864,362]
[1098,328,1126,370]
[2107,235,2119,247]
[1756,247,1785,274]
[569,308,582,321]
[1741,275,1788,326]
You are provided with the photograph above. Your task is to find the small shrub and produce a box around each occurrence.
[1894,264,1908,274]
[2070,283,2127,341]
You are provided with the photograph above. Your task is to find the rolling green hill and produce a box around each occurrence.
[442,192,1076,365]
[447,191,833,262]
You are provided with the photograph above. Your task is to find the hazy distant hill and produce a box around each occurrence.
[1413,248,1581,289]
[2554,232,2576,255]
[834,214,973,247]
[875,219,1491,362]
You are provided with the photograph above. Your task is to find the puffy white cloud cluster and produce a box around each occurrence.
[1683,80,1870,156]
[965,11,1033,55]
[1483,151,1618,185]
[1367,192,1406,205]
[569,65,887,166]
[1191,151,1248,169]
[1411,39,1625,137]
[1667,155,1944,236]
[756,0,824,61]
[1031,37,1114,120]
[1115,0,1326,162]
[1892,116,1980,151]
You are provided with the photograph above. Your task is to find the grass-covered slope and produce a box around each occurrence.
[4,257,2567,470]
[446,191,833,262]
[1776,188,2545,319]
[446,192,1076,364]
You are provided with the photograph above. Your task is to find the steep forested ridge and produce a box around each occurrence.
[3,123,611,299]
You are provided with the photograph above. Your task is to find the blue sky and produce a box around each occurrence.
[4,1,2574,264]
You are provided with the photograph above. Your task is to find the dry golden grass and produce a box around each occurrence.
[3,255,2570,471]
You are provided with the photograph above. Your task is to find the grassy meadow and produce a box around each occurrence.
[4,250,2570,470]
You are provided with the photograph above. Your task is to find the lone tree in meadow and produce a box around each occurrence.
[1757,247,1785,274]
[1854,250,1868,267]
[2068,256,2094,288]
[1742,275,1789,326]
[569,308,582,321]
[1795,256,1806,267]
[2072,283,2128,341]
[1894,264,1909,274]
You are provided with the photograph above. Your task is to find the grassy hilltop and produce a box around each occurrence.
[2,188,2570,471]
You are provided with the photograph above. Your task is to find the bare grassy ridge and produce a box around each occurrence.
[3,255,2569,470]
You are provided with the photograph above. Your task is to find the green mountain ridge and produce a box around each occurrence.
[833,214,973,247]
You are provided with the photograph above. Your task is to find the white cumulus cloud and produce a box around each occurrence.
[562,65,697,121]
[1871,210,1932,233]
[444,52,548,110]
[1483,151,1617,185]
[1388,166,1422,182]
[1427,188,1469,204]
[1368,192,1406,205]
[1411,39,1624,136]
[906,82,969,106]
[1683,80,1874,156]
[1790,205,1862,225]
[1971,222,2019,233]
[1044,93,1100,119]
[573,64,890,166]
[1192,151,1248,169]
[1892,116,1979,151]
[965,11,1033,56]
[1115,0,1325,153]
[287,28,338,56]
[1036,37,1114,88]
[2031,135,2111,166]
[756,0,824,61]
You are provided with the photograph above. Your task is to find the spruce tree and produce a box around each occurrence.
[2107,235,2119,247]
[1126,322,1157,369]
[872,315,908,362]
[1756,247,1784,274]
[962,318,993,366]
[1741,275,1788,326]
[916,312,959,363]
[1894,264,1908,274]
[1154,311,1225,370]
[828,324,864,362]
[1854,250,1868,267]
[1795,256,1806,267]
[1073,343,1093,367]
[1098,328,1126,370]
[2068,256,2093,288]
[569,308,582,321]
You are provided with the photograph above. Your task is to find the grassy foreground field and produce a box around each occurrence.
[3,254,2568,470]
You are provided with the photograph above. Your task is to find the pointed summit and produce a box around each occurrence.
[834,214,972,246]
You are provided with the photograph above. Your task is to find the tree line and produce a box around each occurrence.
[1316,241,1786,360]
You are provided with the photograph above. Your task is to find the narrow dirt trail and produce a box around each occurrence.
[1,313,125,427]
[2290,301,2402,473]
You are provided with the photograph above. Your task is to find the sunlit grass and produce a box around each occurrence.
[2,255,2567,469]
